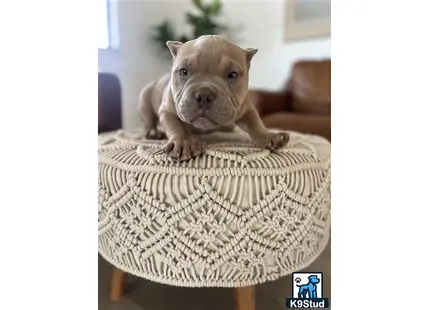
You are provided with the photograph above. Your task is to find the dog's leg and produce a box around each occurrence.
[159,111,203,161]
[218,125,236,132]
[138,82,166,139]
[298,286,305,299]
[236,103,289,150]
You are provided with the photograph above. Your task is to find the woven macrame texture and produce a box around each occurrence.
[98,128,331,288]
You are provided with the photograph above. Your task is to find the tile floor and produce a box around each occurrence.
[99,240,331,310]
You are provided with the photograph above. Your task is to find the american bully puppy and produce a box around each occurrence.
[138,35,289,161]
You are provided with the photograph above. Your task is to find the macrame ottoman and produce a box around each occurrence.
[98,128,331,309]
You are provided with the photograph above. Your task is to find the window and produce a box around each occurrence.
[98,0,110,49]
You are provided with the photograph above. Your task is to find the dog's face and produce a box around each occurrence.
[308,275,320,284]
[166,35,257,130]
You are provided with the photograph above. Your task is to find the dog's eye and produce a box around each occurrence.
[227,71,238,79]
[179,69,188,76]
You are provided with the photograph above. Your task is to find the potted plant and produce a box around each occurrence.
[152,0,228,56]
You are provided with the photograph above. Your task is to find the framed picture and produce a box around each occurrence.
[284,0,331,41]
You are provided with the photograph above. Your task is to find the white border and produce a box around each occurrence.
[333,0,430,309]
[1,0,430,309]
[1,1,97,309]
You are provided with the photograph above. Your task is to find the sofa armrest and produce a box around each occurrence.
[249,90,291,117]
[99,73,122,133]
[261,112,331,141]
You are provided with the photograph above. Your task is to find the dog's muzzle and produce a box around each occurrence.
[177,84,236,128]
[192,85,218,110]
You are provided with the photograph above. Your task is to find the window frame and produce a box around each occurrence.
[99,0,119,51]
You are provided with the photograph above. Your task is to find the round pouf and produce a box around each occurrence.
[98,128,331,287]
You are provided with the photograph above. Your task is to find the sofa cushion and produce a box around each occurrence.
[289,60,331,116]
[262,112,331,141]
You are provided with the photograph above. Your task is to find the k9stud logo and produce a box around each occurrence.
[285,272,329,308]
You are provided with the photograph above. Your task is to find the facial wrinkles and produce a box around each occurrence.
[195,75,239,115]
[172,43,249,125]
[173,76,200,122]
[227,89,241,109]
[172,80,186,105]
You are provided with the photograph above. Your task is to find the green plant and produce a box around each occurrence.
[152,0,228,55]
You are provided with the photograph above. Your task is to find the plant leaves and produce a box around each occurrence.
[192,0,204,10]
[152,0,230,51]
[151,20,182,53]
[210,0,222,14]
[186,12,201,25]
[179,35,189,43]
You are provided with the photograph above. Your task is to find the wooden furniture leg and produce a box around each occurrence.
[234,285,256,310]
[110,267,126,301]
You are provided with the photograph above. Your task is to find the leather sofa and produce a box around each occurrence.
[250,59,331,141]
[98,60,331,140]
[98,72,122,133]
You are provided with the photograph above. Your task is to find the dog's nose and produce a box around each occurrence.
[193,87,217,109]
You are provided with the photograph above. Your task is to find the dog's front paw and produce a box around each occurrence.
[145,128,166,140]
[256,131,289,151]
[162,138,203,161]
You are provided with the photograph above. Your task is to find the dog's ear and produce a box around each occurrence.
[244,48,258,62]
[166,41,184,58]
[244,48,258,68]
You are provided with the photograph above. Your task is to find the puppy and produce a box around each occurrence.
[138,35,289,161]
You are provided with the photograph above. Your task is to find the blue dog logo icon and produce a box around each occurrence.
[286,272,329,308]
[296,275,320,299]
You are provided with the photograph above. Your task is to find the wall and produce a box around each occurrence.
[99,0,331,130]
